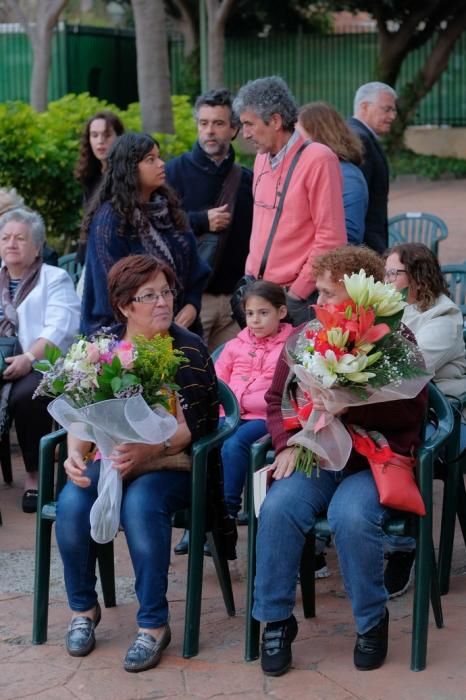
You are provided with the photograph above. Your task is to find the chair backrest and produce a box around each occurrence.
[388,212,448,257]
[58,252,83,287]
[210,343,225,364]
[441,262,466,318]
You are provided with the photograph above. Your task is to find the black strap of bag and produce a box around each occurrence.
[257,140,311,279]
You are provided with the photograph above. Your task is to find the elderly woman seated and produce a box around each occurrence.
[0,207,80,512]
[253,245,427,677]
[55,254,232,673]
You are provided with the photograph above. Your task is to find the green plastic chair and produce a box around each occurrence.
[441,262,466,318]
[32,379,240,658]
[58,252,83,287]
[388,212,448,257]
[245,383,454,671]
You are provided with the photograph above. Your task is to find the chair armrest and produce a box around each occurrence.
[37,428,67,510]
[250,434,273,472]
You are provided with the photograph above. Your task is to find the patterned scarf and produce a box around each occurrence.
[0,256,42,337]
[0,256,42,434]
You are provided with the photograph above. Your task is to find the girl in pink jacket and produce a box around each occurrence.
[215,280,294,517]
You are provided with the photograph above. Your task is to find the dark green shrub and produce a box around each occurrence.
[389,149,466,180]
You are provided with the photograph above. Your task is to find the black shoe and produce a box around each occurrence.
[260,614,298,677]
[174,530,189,555]
[124,625,171,673]
[65,602,101,657]
[384,550,415,598]
[22,489,38,513]
[354,608,389,671]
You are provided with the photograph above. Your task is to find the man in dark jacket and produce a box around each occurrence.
[166,88,253,352]
[348,82,397,254]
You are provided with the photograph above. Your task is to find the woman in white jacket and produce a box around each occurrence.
[0,208,81,512]
[385,242,466,401]
[383,241,466,598]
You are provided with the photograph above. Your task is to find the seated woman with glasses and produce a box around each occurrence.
[385,243,466,405]
[383,242,466,599]
[55,254,234,673]
[80,132,210,337]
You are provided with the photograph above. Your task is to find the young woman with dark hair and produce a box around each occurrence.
[75,111,125,206]
[80,132,210,337]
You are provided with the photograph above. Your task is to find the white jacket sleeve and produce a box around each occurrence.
[17,265,81,353]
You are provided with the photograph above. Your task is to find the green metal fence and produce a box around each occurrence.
[0,22,464,127]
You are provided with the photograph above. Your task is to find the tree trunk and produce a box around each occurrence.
[5,0,68,112]
[385,12,466,153]
[30,27,54,112]
[205,0,235,89]
[131,0,174,133]
[171,0,198,56]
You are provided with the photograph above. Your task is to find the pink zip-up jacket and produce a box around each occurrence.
[215,323,294,419]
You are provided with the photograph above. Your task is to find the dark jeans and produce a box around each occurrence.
[56,461,191,628]
[8,370,52,473]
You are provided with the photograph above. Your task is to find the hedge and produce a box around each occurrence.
[0,93,198,252]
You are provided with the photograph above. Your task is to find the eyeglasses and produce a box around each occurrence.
[384,269,406,282]
[131,288,177,304]
[253,169,282,209]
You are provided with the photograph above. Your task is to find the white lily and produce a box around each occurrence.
[373,284,407,317]
[312,350,370,388]
[344,270,376,308]
[327,327,350,349]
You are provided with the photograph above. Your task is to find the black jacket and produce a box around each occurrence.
[165,142,253,295]
[347,117,390,254]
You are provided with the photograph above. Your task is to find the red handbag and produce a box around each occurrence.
[348,425,426,516]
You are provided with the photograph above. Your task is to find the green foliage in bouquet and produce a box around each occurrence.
[132,334,186,408]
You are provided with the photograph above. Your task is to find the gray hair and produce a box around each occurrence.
[233,76,297,131]
[0,207,46,248]
[194,87,239,128]
[353,82,397,114]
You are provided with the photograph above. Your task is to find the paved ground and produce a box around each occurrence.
[0,179,465,699]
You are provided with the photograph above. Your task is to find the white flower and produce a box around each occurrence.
[373,283,407,317]
[312,350,370,388]
[327,327,349,349]
[344,270,375,307]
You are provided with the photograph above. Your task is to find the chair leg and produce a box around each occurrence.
[438,463,460,595]
[430,542,443,629]
[0,430,13,485]
[411,509,432,670]
[32,519,53,644]
[245,472,260,661]
[300,531,316,619]
[183,465,207,659]
[97,542,116,608]
[206,531,235,616]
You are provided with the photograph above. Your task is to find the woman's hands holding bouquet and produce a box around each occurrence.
[111,442,164,479]
[271,446,298,480]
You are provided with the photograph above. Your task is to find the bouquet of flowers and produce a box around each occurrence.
[34,333,186,412]
[283,270,431,476]
[34,333,186,543]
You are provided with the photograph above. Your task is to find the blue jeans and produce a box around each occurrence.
[55,461,190,628]
[221,418,267,517]
[253,468,392,635]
